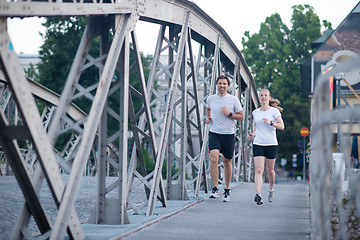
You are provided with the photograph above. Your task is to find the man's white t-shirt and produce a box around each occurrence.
[207,94,243,134]
[252,107,281,146]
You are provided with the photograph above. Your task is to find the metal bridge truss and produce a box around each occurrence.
[0,0,259,239]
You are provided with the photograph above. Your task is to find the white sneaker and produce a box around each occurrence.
[209,187,220,198]
[223,189,230,202]
[268,189,275,202]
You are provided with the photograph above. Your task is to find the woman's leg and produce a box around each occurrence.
[266,158,276,191]
[254,156,265,194]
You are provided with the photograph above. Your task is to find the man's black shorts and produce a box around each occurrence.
[208,131,235,159]
[253,144,278,159]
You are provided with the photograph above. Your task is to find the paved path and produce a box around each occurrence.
[0,176,310,240]
[120,181,310,240]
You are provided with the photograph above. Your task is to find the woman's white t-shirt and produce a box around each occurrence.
[252,107,281,146]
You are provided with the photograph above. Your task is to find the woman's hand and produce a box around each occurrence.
[248,132,254,141]
[262,118,271,125]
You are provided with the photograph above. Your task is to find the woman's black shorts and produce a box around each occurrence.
[253,144,278,159]
[208,132,235,159]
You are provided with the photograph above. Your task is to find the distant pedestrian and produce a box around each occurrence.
[248,89,284,205]
[206,75,244,202]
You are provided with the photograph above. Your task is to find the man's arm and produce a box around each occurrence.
[232,110,244,121]
[221,106,244,121]
[205,108,212,125]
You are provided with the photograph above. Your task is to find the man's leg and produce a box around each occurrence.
[209,149,220,189]
[223,157,232,189]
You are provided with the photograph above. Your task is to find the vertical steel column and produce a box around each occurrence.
[179,41,188,200]
[243,87,252,182]
[233,58,243,182]
[165,25,189,201]
[146,10,190,216]
[96,22,110,224]
[194,36,221,197]
[184,29,207,194]
[166,25,176,200]
[97,102,107,223]
[118,33,130,224]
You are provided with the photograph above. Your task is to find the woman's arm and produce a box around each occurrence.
[272,115,285,130]
[263,115,285,131]
[248,125,256,141]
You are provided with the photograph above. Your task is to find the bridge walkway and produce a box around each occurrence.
[83,179,310,240]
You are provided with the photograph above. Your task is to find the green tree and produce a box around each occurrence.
[242,13,291,94]
[241,5,331,162]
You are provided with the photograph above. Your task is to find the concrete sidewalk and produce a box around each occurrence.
[119,181,310,240]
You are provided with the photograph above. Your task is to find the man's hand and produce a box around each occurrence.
[221,106,230,116]
[205,117,212,125]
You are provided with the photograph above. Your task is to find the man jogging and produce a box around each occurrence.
[205,75,244,202]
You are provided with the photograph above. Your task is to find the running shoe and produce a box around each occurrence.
[268,189,275,202]
[254,193,263,205]
[209,187,220,198]
[223,189,230,202]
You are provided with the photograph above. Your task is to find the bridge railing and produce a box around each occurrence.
[310,56,360,239]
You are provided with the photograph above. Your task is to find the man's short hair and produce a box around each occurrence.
[216,75,230,85]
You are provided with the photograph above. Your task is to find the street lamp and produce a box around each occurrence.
[334,72,344,153]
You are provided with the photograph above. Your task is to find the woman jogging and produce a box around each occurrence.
[248,89,284,205]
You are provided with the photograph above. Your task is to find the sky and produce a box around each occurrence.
[7,0,360,56]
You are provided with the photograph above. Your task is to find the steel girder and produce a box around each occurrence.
[0,0,259,239]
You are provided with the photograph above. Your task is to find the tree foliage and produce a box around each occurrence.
[241,5,331,163]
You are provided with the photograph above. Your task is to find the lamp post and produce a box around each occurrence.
[334,73,344,152]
